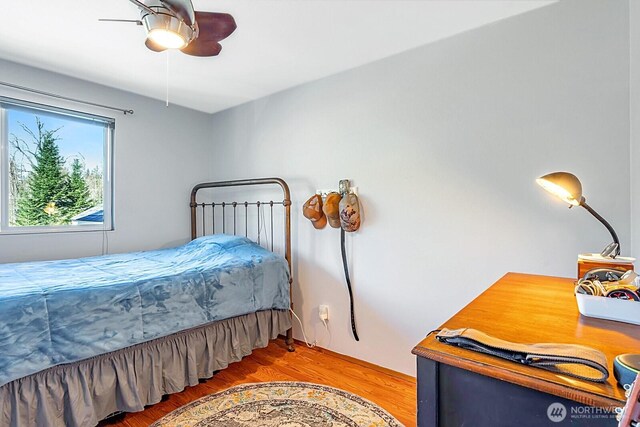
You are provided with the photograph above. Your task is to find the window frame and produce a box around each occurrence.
[0,97,114,235]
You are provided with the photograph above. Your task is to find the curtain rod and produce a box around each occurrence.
[0,81,134,115]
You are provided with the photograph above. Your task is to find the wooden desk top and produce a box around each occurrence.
[412,272,640,408]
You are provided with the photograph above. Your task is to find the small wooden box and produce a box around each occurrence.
[577,259,634,279]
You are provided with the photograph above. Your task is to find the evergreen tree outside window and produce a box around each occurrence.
[0,98,113,233]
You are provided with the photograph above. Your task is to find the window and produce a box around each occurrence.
[0,98,113,233]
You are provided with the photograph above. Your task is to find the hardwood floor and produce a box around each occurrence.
[99,340,416,426]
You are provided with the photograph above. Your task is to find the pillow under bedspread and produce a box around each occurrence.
[0,234,290,386]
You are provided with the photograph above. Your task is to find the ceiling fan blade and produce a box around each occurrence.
[145,38,168,53]
[99,18,143,25]
[180,39,222,57]
[160,0,195,27]
[194,12,236,41]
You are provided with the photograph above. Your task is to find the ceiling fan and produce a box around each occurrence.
[100,0,236,57]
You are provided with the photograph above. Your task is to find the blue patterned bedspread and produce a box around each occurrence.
[0,235,290,387]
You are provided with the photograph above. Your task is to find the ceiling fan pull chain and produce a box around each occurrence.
[166,50,170,107]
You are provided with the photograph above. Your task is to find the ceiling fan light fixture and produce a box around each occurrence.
[147,28,186,49]
[142,11,193,49]
[103,1,236,57]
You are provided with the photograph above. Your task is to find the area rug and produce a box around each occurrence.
[150,381,403,427]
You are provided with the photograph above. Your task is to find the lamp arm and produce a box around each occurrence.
[580,200,620,257]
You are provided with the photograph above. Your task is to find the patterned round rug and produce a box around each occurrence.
[151,381,403,427]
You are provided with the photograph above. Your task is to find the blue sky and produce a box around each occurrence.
[8,109,104,172]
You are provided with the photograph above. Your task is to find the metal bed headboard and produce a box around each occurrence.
[189,177,294,351]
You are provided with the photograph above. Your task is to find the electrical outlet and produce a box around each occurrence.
[319,305,329,321]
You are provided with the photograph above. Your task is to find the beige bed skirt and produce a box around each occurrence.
[0,309,292,427]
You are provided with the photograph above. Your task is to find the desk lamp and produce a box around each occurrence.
[536,172,620,258]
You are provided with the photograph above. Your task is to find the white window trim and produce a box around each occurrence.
[0,97,114,235]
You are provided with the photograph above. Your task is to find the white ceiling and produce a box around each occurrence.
[1,1,555,114]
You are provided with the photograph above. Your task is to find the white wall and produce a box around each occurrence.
[209,0,631,375]
[0,59,213,263]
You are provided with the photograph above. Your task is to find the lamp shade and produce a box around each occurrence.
[536,172,583,207]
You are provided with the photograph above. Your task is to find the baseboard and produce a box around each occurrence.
[290,338,416,383]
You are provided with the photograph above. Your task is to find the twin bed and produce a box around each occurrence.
[0,178,294,427]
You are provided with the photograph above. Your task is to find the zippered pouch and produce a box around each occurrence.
[435,328,609,382]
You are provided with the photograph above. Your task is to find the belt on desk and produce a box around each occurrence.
[435,328,609,383]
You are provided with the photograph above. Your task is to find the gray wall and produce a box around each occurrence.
[631,0,640,256]
[0,59,213,262]
[0,0,632,377]
[209,0,631,375]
